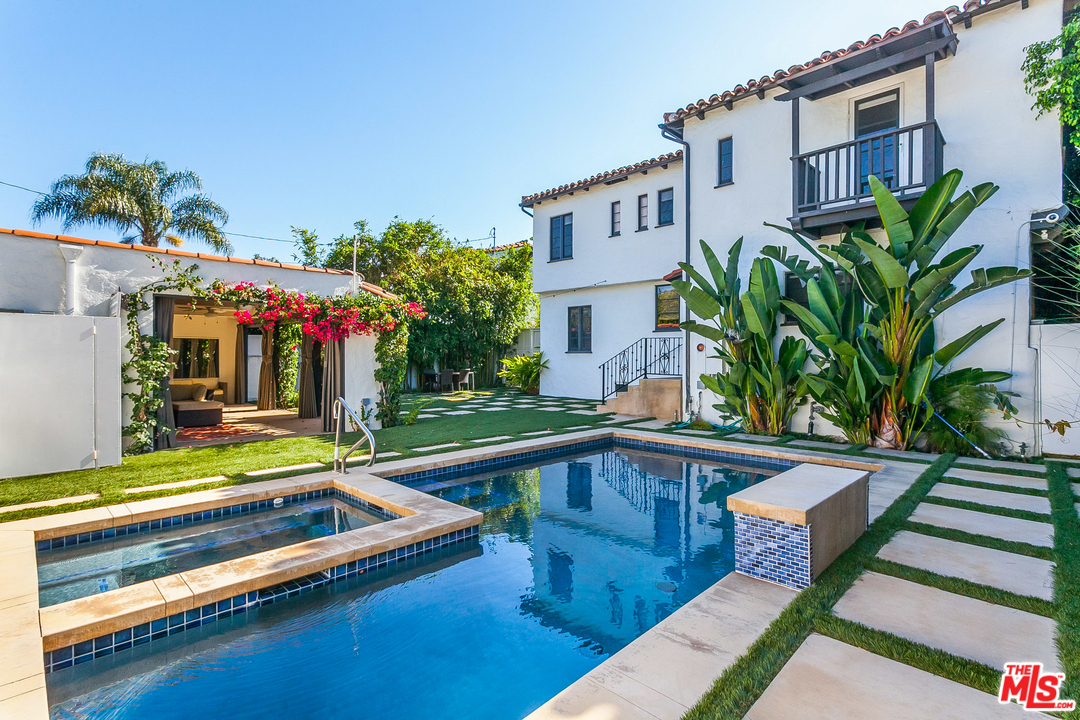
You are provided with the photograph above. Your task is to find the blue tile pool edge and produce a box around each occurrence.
[36,487,401,554]
[42,524,480,674]
[382,435,798,486]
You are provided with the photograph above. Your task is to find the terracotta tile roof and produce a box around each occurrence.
[484,240,531,254]
[662,268,683,282]
[663,0,998,124]
[521,151,683,207]
[0,227,398,300]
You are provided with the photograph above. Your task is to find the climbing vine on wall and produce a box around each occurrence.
[121,257,204,454]
[209,280,425,427]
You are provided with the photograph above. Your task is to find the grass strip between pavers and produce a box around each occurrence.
[939,475,1049,497]
[920,495,1054,524]
[1047,462,1080,718]
[863,556,1055,618]
[951,462,1048,479]
[814,614,1002,695]
[681,454,958,720]
[904,520,1055,561]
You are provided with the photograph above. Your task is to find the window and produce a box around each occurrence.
[783,271,854,325]
[610,201,621,236]
[655,284,680,330]
[171,338,220,378]
[637,194,648,231]
[568,305,592,352]
[718,138,733,186]
[855,90,900,192]
[658,188,674,226]
[550,213,573,260]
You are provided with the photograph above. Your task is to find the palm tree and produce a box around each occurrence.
[31,153,231,253]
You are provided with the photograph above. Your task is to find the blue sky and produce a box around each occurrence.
[0,0,946,261]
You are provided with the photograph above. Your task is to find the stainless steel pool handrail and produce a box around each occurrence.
[333,396,377,473]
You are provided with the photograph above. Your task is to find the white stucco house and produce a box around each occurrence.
[0,227,390,479]
[523,0,1079,455]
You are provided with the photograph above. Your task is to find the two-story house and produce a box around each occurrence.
[524,0,1074,454]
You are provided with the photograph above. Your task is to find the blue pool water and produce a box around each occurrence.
[39,497,388,607]
[46,446,782,719]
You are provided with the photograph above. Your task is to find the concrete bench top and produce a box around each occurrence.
[727,464,870,526]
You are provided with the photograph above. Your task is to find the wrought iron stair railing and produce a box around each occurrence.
[599,336,682,402]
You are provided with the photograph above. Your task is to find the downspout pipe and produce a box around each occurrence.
[58,244,83,315]
[660,123,691,419]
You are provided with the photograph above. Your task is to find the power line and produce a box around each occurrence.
[0,176,329,247]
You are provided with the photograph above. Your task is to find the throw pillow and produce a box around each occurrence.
[191,383,208,402]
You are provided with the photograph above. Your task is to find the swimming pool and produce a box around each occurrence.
[38,496,390,607]
[45,444,787,719]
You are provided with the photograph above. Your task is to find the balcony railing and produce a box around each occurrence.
[793,120,945,221]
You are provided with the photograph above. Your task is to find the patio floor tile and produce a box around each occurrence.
[909,503,1054,547]
[927,484,1051,515]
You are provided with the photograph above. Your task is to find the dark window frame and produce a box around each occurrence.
[654,284,681,331]
[717,137,734,188]
[782,271,854,326]
[549,212,573,262]
[636,194,648,231]
[610,201,621,237]
[657,188,674,227]
[567,305,592,353]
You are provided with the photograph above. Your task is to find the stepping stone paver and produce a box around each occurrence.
[599,414,640,424]
[412,442,460,452]
[954,457,1045,473]
[478,407,510,412]
[563,425,593,430]
[945,467,1047,491]
[909,502,1054,547]
[624,419,669,429]
[877,530,1055,601]
[928,483,1052,515]
[416,414,437,419]
[244,462,324,477]
[674,429,713,436]
[568,410,603,416]
[1072,482,1080,496]
[537,407,565,412]
[862,447,938,461]
[443,410,475,416]
[788,439,849,450]
[1068,466,1080,479]
[469,436,514,443]
[834,572,1060,672]
[745,634,1030,720]
[124,477,227,494]
[521,430,554,436]
[0,493,101,514]
[725,433,779,443]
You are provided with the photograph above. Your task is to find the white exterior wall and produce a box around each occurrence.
[539,282,680,400]
[531,162,684,399]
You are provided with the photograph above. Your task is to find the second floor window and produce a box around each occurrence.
[568,305,591,352]
[637,194,648,231]
[611,201,621,236]
[550,213,573,261]
[658,188,674,226]
[718,138,733,186]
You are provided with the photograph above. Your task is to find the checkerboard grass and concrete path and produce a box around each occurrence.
[741,458,1067,720]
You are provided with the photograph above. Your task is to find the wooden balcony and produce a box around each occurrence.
[790,121,945,236]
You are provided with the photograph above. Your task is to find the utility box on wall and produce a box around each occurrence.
[0,314,122,479]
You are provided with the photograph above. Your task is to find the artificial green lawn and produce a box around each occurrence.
[0,389,619,522]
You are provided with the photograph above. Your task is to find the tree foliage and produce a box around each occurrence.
[293,219,537,379]
[32,153,230,252]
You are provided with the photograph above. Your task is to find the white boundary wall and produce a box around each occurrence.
[0,314,121,478]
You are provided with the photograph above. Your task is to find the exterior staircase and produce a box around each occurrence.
[596,337,683,420]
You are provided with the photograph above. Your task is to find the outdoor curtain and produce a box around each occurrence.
[321,339,344,433]
[257,327,277,411]
[298,334,318,419]
[234,324,246,404]
[153,296,177,450]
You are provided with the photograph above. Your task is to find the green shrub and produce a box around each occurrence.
[498,351,548,394]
